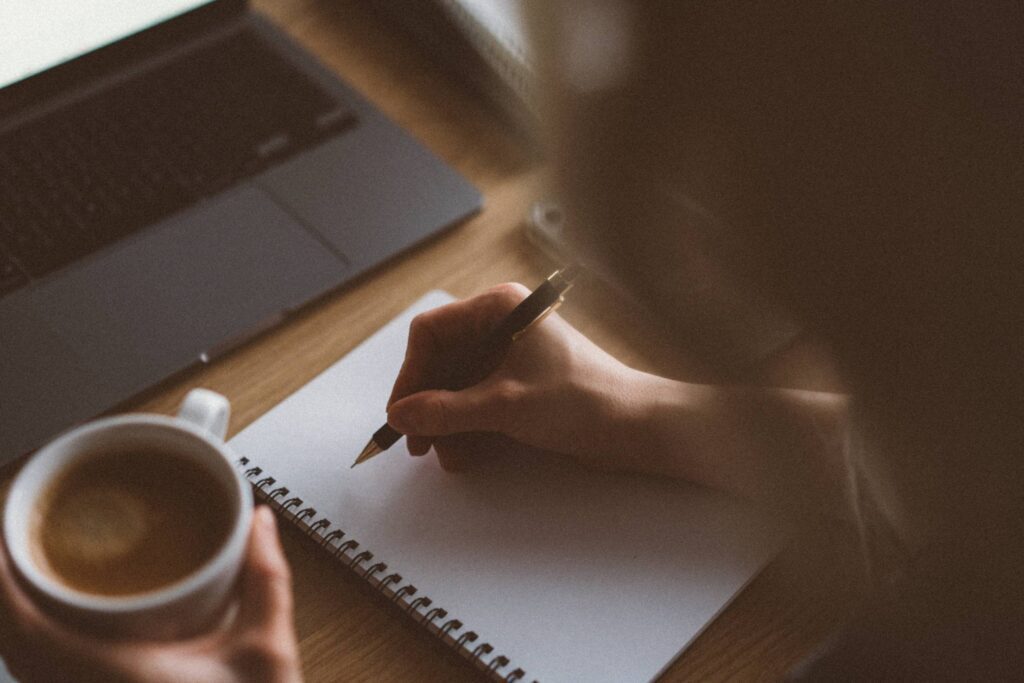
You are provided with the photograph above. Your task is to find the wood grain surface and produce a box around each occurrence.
[0,1,863,680]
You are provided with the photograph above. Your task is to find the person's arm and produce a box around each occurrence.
[387,283,850,517]
[631,377,850,516]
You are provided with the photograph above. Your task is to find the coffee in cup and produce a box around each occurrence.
[3,389,253,639]
[31,447,235,598]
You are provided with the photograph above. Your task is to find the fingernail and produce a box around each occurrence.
[388,408,415,434]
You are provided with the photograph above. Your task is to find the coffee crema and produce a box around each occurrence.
[31,449,234,597]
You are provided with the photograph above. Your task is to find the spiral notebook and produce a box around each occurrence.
[228,291,786,683]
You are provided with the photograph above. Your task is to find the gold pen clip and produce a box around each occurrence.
[512,295,564,341]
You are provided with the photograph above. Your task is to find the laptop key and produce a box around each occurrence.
[0,250,28,296]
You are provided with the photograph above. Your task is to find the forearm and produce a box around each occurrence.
[621,372,850,518]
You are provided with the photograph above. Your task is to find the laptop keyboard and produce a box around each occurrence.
[0,30,356,296]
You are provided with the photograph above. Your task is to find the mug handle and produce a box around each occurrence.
[178,389,231,441]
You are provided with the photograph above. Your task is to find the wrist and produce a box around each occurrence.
[633,379,851,512]
[608,369,699,477]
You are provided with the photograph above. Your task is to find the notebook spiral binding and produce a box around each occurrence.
[237,457,533,683]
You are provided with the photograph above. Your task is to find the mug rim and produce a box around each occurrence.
[3,413,253,615]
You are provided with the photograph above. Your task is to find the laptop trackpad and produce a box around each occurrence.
[0,304,117,461]
[37,186,347,383]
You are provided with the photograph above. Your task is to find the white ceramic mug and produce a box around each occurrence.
[3,389,252,639]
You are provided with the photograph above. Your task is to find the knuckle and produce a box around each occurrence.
[426,394,453,434]
[487,282,530,308]
[270,570,295,608]
[254,551,292,582]
[267,567,294,603]
[407,313,434,347]
[491,379,524,409]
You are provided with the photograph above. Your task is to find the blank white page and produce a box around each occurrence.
[229,291,786,683]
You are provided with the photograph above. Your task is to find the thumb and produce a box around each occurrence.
[387,381,512,437]
[235,507,293,635]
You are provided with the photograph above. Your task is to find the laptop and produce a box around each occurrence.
[0,0,482,464]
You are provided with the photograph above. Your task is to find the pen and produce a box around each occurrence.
[351,265,580,467]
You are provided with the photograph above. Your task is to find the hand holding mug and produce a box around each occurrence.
[0,390,302,682]
[0,506,301,683]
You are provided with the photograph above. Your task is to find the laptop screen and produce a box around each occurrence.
[0,0,213,90]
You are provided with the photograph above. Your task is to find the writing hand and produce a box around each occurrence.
[386,283,672,473]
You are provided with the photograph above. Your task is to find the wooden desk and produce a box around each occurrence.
[2,1,862,679]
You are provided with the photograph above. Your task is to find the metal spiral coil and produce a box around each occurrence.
[364,561,388,580]
[235,456,528,681]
